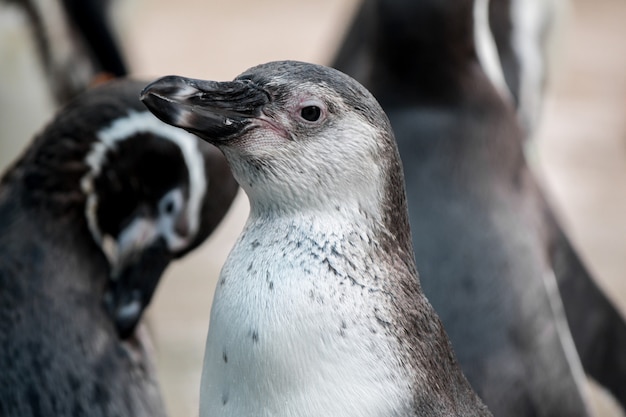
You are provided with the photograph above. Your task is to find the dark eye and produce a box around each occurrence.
[300,106,321,122]
[163,200,175,214]
[159,189,184,218]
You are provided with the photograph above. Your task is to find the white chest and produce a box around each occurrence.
[199,219,411,417]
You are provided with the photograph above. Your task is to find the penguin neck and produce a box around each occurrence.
[245,199,379,246]
[368,0,480,105]
[242,162,415,263]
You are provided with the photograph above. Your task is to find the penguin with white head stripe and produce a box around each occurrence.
[0,79,238,416]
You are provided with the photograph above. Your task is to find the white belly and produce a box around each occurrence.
[199,222,412,417]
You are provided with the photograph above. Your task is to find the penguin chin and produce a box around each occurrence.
[103,238,172,339]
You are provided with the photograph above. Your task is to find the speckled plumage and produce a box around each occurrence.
[142,60,491,417]
[0,79,238,417]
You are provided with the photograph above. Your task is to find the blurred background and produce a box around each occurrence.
[0,0,624,416]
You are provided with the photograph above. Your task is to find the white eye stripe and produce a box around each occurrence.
[82,110,207,254]
[156,188,190,250]
[159,190,182,215]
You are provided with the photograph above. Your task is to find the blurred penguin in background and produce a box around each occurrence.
[481,0,626,409]
[0,0,129,171]
[332,0,605,415]
[334,0,626,413]
[0,79,238,417]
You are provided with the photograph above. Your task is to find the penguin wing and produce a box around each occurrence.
[0,228,167,417]
[548,216,626,408]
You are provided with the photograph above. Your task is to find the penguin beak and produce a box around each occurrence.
[104,238,172,339]
[140,75,269,143]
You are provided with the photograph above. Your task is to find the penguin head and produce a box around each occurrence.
[14,79,238,338]
[81,111,210,339]
[81,110,208,274]
[141,62,396,219]
[140,62,414,254]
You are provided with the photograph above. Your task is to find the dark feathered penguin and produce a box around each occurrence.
[333,0,595,416]
[487,0,626,409]
[0,79,238,417]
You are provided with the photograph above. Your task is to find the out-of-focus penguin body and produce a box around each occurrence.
[333,1,594,416]
[488,0,626,409]
[0,79,238,417]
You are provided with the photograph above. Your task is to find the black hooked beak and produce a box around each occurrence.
[104,238,172,339]
[140,75,270,143]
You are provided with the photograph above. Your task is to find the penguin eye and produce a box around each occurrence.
[163,200,175,214]
[300,106,321,122]
[159,189,183,217]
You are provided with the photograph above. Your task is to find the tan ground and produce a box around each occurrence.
[1,0,624,416]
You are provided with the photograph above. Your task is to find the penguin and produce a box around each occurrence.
[486,0,567,136]
[0,79,238,417]
[332,0,594,416]
[141,60,492,417]
[482,0,626,409]
[0,0,128,171]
